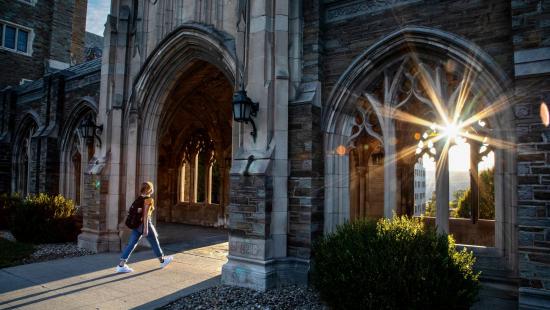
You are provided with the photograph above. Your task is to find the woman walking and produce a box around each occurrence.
[116,181,173,273]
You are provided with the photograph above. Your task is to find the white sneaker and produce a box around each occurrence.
[115,264,134,273]
[160,256,173,269]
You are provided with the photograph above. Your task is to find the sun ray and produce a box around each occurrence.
[460,131,515,150]
[380,105,435,128]
[452,66,475,124]
[460,94,511,129]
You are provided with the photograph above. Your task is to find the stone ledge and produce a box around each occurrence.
[519,287,550,310]
[514,47,550,77]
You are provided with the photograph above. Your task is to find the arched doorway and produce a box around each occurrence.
[323,27,516,270]
[156,60,233,227]
[124,24,237,244]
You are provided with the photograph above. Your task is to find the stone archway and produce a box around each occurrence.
[123,23,237,230]
[323,26,516,270]
[155,60,233,227]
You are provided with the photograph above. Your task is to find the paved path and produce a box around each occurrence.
[0,226,228,310]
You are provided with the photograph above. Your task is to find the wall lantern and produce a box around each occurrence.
[79,114,103,147]
[232,89,259,141]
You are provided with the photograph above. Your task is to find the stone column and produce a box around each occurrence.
[435,144,450,234]
[222,0,291,290]
[78,7,128,252]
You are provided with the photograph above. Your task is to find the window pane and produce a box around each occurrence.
[17,29,28,52]
[0,24,3,47]
[4,25,16,49]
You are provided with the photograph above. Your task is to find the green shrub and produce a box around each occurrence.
[11,193,81,244]
[311,216,480,310]
[0,193,22,229]
[0,237,34,268]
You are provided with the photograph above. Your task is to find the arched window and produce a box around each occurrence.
[324,28,514,257]
[59,105,96,207]
[178,130,219,205]
[13,118,37,196]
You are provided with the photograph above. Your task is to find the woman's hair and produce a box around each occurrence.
[140,181,154,195]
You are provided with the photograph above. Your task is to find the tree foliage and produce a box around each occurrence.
[456,169,495,219]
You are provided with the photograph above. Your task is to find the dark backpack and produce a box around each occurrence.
[125,196,145,229]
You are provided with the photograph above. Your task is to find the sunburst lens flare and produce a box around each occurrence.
[442,122,461,142]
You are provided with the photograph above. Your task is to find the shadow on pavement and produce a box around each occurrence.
[131,275,221,310]
[0,224,228,298]
[0,269,159,309]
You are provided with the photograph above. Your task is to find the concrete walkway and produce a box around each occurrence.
[0,226,228,310]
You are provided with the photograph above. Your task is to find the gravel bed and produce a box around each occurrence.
[159,285,326,310]
[21,243,95,264]
[1,230,95,265]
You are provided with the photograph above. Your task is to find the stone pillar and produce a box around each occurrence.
[78,6,129,252]
[78,170,120,252]
[435,146,450,234]
[222,0,291,290]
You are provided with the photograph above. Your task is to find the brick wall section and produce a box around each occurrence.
[288,103,324,259]
[49,0,77,65]
[302,0,324,83]
[228,174,272,239]
[0,59,100,195]
[0,0,88,88]
[70,0,88,64]
[512,0,550,295]
[321,0,514,96]
[286,0,325,260]
[0,0,53,88]
[515,79,550,290]
[512,0,550,49]
[0,90,17,193]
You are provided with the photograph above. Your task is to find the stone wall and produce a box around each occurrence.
[515,79,550,300]
[321,0,514,96]
[288,103,324,259]
[0,0,53,88]
[285,0,326,263]
[0,0,89,89]
[70,0,87,64]
[229,174,273,240]
[0,58,101,195]
[512,0,550,306]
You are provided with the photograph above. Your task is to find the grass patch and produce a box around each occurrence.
[0,237,34,268]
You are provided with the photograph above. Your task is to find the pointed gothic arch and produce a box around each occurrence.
[59,97,98,206]
[323,26,516,269]
[123,23,237,213]
[12,112,40,195]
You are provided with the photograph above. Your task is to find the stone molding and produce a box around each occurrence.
[325,0,421,23]
[514,47,550,77]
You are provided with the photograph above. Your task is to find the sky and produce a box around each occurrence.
[421,144,494,172]
[86,0,111,36]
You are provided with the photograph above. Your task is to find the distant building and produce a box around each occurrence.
[0,0,88,89]
[414,163,426,216]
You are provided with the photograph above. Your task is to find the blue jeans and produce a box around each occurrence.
[120,219,164,262]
